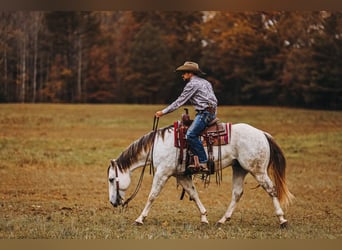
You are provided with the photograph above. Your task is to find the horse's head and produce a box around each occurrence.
[107,159,131,207]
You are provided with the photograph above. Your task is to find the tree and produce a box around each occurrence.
[30,12,44,103]
[43,11,100,102]
[0,11,340,109]
[86,44,116,103]
[310,12,342,109]
[125,22,172,103]
[201,12,270,104]
[0,12,13,102]
[108,11,140,103]
[201,11,341,109]
[131,11,204,103]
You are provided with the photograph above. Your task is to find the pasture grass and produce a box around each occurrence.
[0,104,341,239]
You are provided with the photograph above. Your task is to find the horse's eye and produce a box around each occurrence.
[109,178,114,183]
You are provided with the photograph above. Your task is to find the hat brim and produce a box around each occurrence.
[175,65,206,75]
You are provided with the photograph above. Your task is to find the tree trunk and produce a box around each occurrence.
[20,36,26,103]
[31,12,43,103]
[3,46,8,100]
[77,34,82,102]
[32,27,38,103]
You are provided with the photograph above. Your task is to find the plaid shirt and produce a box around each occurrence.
[162,75,217,115]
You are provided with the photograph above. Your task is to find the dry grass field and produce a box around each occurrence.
[0,104,341,239]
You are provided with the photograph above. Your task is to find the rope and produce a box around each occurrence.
[122,116,159,208]
[150,116,159,175]
[215,122,223,185]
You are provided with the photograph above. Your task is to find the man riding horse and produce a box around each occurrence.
[155,61,218,172]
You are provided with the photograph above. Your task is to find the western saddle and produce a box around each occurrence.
[174,109,230,175]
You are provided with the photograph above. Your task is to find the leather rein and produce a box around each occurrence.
[112,117,159,208]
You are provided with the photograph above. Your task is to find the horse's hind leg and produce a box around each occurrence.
[217,162,248,225]
[253,172,288,227]
[177,175,209,224]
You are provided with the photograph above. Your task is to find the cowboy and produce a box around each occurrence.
[155,61,218,172]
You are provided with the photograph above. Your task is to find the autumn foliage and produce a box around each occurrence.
[0,11,341,109]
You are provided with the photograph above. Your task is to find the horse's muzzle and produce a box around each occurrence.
[110,200,118,207]
[110,196,123,208]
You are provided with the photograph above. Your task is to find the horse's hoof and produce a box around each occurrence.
[134,220,144,226]
[215,221,224,227]
[216,217,230,226]
[280,221,288,229]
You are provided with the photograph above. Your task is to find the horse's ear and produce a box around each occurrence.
[110,159,116,167]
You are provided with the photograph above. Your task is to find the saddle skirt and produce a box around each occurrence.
[174,120,232,148]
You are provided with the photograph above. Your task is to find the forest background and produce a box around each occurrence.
[0,11,341,109]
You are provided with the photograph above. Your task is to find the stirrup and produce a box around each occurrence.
[188,164,209,172]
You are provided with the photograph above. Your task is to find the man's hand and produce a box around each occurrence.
[155,111,164,118]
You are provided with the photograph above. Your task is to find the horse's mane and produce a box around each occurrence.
[116,125,173,171]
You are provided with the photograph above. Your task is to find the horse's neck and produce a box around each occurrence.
[128,156,150,172]
[128,128,174,172]
[128,140,156,173]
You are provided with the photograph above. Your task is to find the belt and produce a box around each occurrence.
[196,106,216,114]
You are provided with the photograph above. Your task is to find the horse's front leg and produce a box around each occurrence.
[135,172,170,225]
[177,175,209,224]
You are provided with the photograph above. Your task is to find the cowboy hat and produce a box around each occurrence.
[175,61,206,75]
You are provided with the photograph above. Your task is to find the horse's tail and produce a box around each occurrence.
[265,133,295,207]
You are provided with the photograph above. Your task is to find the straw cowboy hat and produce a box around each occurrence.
[175,61,206,75]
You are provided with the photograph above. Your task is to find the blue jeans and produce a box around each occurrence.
[186,111,216,163]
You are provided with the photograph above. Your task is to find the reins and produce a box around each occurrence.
[150,116,159,175]
[122,116,159,208]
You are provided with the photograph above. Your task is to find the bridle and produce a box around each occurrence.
[108,117,159,208]
[110,159,123,206]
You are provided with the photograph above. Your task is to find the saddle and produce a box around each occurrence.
[173,109,232,176]
[174,115,231,149]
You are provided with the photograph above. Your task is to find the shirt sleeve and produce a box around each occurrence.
[162,82,198,114]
